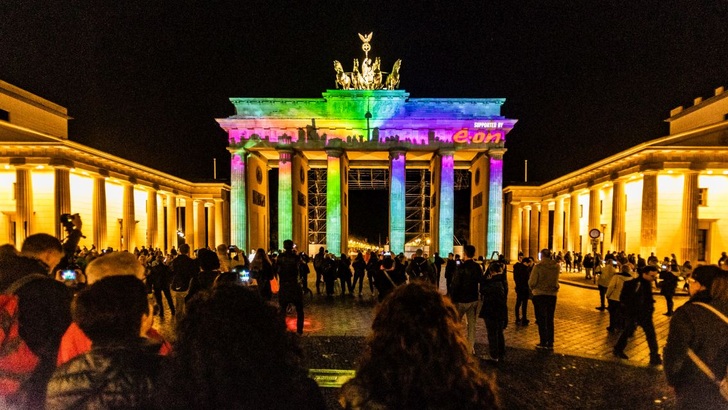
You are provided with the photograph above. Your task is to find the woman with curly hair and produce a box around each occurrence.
[340,282,500,409]
[156,285,325,409]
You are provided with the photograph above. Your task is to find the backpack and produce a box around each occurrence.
[0,274,47,398]
[686,302,728,402]
[619,278,641,314]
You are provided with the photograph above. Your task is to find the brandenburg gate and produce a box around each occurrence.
[217,34,516,256]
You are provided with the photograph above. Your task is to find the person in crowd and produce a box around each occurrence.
[170,243,199,317]
[147,252,176,319]
[433,252,445,287]
[298,252,311,292]
[681,260,693,291]
[613,265,662,365]
[374,252,397,302]
[216,243,231,273]
[444,253,457,296]
[528,248,560,351]
[157,284,325,409]
[56,251,171,366]
[365,251,379,296]
[660,261,679,316]
[513,257,533,325]
[479,262,508,363]
[338,253,354,296]
[451,244,483,354]
[186,248,222,302]
[605,264,634,333]
[664,265,727,409]
[564,251,573,272]
[46,276,161,409]
[596,254,618,311]
[277,239,304,334]
[406,248,433,282]
[582,252,594,280]
[339,282,500,409]
[351,251,367,296]
[393,253,408,285]
[574,252,583,273]
[323,253,338,297]
[0,228,82,409]
[313,247,326,295]
[250,248,274,301]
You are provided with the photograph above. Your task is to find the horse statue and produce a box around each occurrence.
[352,59,364,89]
[333,60,352,90]
[372,57,383,89]
[385,59,401,90]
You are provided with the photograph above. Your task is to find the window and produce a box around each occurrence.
[0,109,8,122]
[698,188,708,206]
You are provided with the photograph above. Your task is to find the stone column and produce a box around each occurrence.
[681,170,699,263]
[122,183,135,251]
[389,149,406,255]
[146,189,158,248]
[509,202,521,261]
[166,193,177,252]
[195,200,206,249]
[207,201,216,249]
[529,203,539,258]
[277,147,294,245]
[539,200,550,250]
[326,148,346,255]
[588,185,600,233]
[569,191,580,252]
[611,179,626,252]
[640,171,658,257]
[437,150,455,257]
[521,205,530,257]
[93,176,107,249]
[15,167,33,245]
[54,168,71,239]
[553,197,564,251]
[230,153,248,252]
[486,149,505,256]
[184,197,195,251]
[214,199,224,247]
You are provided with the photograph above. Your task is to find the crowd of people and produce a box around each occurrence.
[1,211,727,408]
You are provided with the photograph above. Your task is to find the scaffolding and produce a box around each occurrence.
[307,168,470,245]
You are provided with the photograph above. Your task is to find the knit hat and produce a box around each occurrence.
[691,265,721,290]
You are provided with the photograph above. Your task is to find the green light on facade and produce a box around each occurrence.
[278,154,293,245]
[327,155,342,255]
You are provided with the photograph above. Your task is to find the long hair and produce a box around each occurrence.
[250,248,271,271]
[157,285,312,408]
[341,282,499,409]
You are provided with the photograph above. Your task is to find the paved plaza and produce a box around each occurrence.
[156,269,686,367]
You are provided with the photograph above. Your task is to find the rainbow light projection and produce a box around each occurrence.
[439,153,455,256]
[220,90,515,255]
[389,151,406,254]
[326,153,342,255]
[278,151,293,243]
[487,155,504,255]
[231,154,247,252]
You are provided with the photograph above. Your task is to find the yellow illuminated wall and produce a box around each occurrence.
[656,174,684,257]
[31,170,55,236]
[0,171,15,244]
[104,181,123,250]
[698,175,728,261]
[624,178,643,255]
[69,173,94,249]
[133,188,148,250]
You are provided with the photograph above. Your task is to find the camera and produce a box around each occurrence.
[229,246,236,253]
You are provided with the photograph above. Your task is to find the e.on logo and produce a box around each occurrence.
[452,129,504,144]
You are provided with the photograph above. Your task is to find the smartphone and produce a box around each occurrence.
[612,260,618,266]
[62,269,76,281]
[238,269,251,283]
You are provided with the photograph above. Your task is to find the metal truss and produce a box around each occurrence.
[308,169,328,244]
[405,170,430,243]
[348,169,389,190]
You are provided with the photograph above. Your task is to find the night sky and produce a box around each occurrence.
[3,1,728,242]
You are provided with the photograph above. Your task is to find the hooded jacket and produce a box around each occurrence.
[528,258,560,296]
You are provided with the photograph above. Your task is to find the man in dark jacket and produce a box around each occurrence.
[170,243,198,316]
[513,257,533,325]
[277,239,304,334]
[444,253,457,296]
[451,245,483,354]
[613,265,662,365]
[46,276,161,408]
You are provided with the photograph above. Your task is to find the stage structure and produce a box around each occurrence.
[218,34,517,256]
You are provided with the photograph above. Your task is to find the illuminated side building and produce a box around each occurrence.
[505,86,728,264]
[0,80,229,251]
[217,35,516,256]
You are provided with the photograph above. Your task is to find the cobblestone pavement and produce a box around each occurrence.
[154,269,687,367]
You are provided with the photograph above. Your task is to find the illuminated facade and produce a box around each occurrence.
[0,80,230,251]
[218,35,518,256]
[505,86,728,264]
